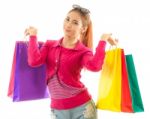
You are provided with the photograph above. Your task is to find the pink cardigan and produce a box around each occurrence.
[28,36,106,109]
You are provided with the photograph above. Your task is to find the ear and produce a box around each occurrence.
[81,26,88,34]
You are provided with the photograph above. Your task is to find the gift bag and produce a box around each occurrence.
[96,48,144,113]
[8,41,49,101]
[125,54,144,112]
[7,44,17,97]
[121,50,133,112]
[96,48,122,112]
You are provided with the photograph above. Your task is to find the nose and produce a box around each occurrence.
[66,21,72,28]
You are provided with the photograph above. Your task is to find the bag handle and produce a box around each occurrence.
[23,35,29,47]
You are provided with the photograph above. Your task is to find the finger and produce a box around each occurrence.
[24,28,30,36]
[115,39,119,43]
[24,29,28,34]
[24,28,29,32]
[29,26,33,29]
[114,39,118,45]
[113,39,118,45]
[108,38,117,46]
[29,26,36,30]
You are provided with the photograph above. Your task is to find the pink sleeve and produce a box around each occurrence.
[82,40,106,72]
[27,36,49,67]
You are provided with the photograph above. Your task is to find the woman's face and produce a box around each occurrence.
[63,11,84,39]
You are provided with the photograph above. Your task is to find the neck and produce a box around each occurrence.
[62,36,78,49]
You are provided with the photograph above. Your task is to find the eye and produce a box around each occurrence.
[73,21,78,25]
[72,20,79,25]
[65,17,69,22]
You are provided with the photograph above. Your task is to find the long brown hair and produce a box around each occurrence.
[69,5,93,49]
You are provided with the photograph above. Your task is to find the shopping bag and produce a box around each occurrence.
[96,48,122,112]
[7,44,17,97]
[8,41,49,101]
[121,50,133,112]
[126,54,144,112]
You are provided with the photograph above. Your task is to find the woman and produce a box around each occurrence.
[25,4,117,119]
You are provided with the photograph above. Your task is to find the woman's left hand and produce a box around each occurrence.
[107,38,118,46]
[100,33,118,45]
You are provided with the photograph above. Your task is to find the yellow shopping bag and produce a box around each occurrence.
[96,48,122,112]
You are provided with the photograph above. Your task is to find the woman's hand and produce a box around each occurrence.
[24,26,37,36]
[107,38,118,46]
[100,33,118,46]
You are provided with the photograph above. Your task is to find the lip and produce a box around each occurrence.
[65,29,71,32]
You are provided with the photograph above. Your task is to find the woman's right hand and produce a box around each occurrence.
[24,26,37,36]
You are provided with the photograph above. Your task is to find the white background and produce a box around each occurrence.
[0,0,149,119]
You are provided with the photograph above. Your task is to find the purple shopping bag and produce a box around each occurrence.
[10,41,49,101]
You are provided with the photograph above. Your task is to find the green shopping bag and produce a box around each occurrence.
[126,54,144,112]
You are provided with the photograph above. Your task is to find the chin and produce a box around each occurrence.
[64,33,72,38]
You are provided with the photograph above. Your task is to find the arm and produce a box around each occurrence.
[25,26,50,67]
[27,36,49,67]
[81,33,118,71]
[81,40,106,71]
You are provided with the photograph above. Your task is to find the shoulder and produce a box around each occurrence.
[77,41,92,53]
[43,39,60,48]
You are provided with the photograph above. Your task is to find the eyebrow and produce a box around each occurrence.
[66,16,79,23]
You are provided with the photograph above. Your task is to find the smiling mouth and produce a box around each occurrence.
[65,29,71,32]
